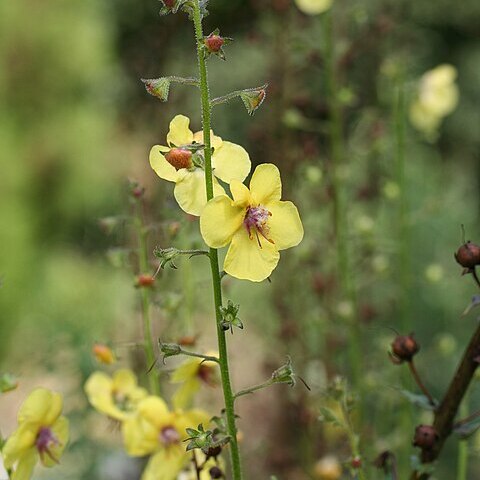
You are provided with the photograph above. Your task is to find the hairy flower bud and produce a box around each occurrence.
[455,242,480,269]
[165,148,193,170]
[391,333,419,363]
[205,34,225,53]
[413,425,438,450]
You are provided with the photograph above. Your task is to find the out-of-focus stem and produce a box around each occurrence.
[456,399,469,480]
[134,202,160,396]
[408,360,435,407]
[192,2,243,479]
[322,10,361,388]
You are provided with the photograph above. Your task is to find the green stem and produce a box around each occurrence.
[456,398,469,480]
[192,3,243,479]
[134,202,160,396]
[322,10,361,388]
[179,349,220,363]
[234,379,275,400]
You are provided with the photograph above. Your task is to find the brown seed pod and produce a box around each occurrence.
[413,425,438,450]
[165,148,193,170]
[391,333,419,363]
[455,242,480,269]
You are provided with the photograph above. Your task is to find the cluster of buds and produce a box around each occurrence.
[219,300,243,332]
[390,333,420,364]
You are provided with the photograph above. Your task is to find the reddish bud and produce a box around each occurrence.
[351,457,362,469]
[165,148,192,170]
[205,34,225,53]
[455,242,480,269]
[163,0,176,8]
[136,274,155,288]
[391,333,419,363]
[413,425,438,450]
[93,343,116,365]
[177,334,198,347]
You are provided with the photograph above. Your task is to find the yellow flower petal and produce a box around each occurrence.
[112,369,137,393]
[10,448,37,480]
[149,145,179,183]
[295,0,332,15]
[2,423,38,469]
[122,413,159,456]
[174,409,210,438]
[224,227,280,282]
[172,378,201,410]
[211,141,251,183]
[249,164,282,205]
[17,388,62,427]
[137,396,170,428]
[230,180,251,207]
[200,196,244,248]
[170,358,201,383]
[174,170,225,216]
[141,449,187,480]
[267,201,304,250]
[193,130,223,150]
[166,115,194,147]
[41,416,69,467]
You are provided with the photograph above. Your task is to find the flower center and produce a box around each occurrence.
[160,426,181,445]
[35,427,60,463]
[165,148,193,170]
[244,205,274,248]
[113,390,133,412]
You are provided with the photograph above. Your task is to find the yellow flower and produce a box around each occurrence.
[84,369,148,421]
[150,115,251,216]
[409,64,459,139]
[170,353,219,409]
[122,396,209,480]
[200,164,304,282]
[295,0,332,15]
[2,388,69,480]
[313,455,342,480]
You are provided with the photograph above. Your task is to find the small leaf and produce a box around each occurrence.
[318,406,344,428]
[454,417,480,439]
[399,389,438,411]
[0,373,18,393]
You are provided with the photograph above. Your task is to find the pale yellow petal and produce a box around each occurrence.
[172,379,201,410]
[224,227,280,282]
[175,409,210,438]
[167,115,194,147]
[141,449,187,480]
[137,396,170,428]
[149,145,178,183]
[193,130,223,150]
[200,196,244,248]
[2,423,38,469]
[10,448,37,480]
[18,389,61,426]
[122,415,159,456]
[174,170,225,216]
[112,369,138,393]
[295,0,332,15]
[211,141,251,183]
[230,180,251,207]
[170,358,201,383]
[41,416,69,467]
[267,201,304,250]
[249,164,282,205]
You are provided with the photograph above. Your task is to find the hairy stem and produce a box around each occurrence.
[192,2,243,478]
[234,379,275,400]
[134,201,160,395]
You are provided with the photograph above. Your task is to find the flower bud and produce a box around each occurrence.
[351,457,362,469]
[205,444,222,459]
[159,342,182,359]
[413,425,438,450]
[165,148,193,170]
[391,333,419,363]
[93,343,116,365]
[136,274,155,288]
[271,357,296,387]
[455,242,480,269]
[313,455,342,480]
[141,77,171,102]
[240,85,268,116]
[205,34,225,53]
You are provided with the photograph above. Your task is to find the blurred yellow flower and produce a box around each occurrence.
[409,64,459,140]
[295,0,332,15]
[170,353,219,409]
[150,115,251,216]
[200,164,304,282]
[2,388,69,480]
[84,369,148,421]
[122,396,209,480]
[92,343,116,365]
[313,455,342,480]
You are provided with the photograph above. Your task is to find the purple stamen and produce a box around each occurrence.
[160,426,180,445]
[35,427,60,463]
[244,206,274,247]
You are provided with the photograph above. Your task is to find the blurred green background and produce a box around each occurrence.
[1,0,480,478]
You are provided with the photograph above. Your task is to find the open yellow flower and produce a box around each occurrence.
[122,396,209,480]
[200,163,304,282]
[2,388,69,480]
[409,64,459,139]
[84,369,148,421]
[170,352,219,409]
[150,115,251,216]
[295,0,332,15]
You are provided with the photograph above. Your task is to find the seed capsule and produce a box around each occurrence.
[455,242,480,269]
[413,425,438,450]
[391,334,419,363]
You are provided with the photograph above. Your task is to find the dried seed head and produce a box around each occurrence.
[391,333,419,363]
[413,425,438,450]
[165,148,193,170]
[455,242,480,269]
[209,466,224,479]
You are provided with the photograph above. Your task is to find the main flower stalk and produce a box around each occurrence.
[192,2,243,478]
